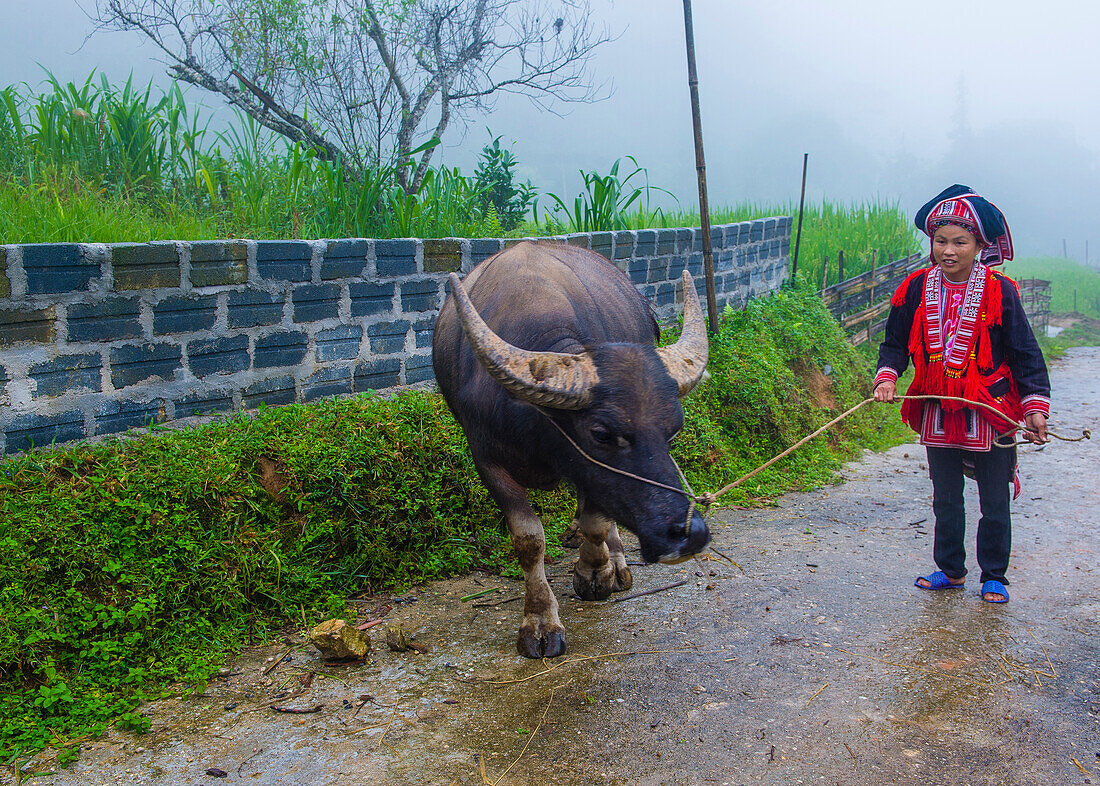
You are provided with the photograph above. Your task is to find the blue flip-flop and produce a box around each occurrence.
[914,570,965,590]
[981,580,1010,603]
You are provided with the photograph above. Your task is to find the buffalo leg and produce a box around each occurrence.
[573,506,633,601]
[605,522,634,592]
[479,465,565,658]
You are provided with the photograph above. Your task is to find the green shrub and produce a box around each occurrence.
[473,134,535,231]
[0,287,906,763]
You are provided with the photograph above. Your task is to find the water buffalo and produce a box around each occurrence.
[432,242,711,658]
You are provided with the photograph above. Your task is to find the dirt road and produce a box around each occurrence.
[20,347,1100,785]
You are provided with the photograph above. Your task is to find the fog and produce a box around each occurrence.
[2,0,1098,258]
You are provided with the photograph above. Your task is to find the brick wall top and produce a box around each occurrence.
[0,218,790,453]
[0,219,791,301]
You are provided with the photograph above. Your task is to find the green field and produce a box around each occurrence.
[1003,256,1100,317]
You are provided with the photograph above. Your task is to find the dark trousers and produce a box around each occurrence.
[926,445,1016,585]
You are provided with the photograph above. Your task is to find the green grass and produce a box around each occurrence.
[1,74,924,254]
[0,73,505,243]
[0,287,907,766]
[1035,317,1100,359]
[1002,257,1100,318]
[0,174,222,244]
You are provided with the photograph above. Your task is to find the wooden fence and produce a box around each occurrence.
[821,255,1053,345]
[1017,278,1051,335]
[820,252,925,346]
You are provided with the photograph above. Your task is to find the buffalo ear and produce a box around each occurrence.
[447,272,599,409]
[656,271,709,397]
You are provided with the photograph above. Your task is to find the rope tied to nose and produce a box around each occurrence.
[538,395,1090,535]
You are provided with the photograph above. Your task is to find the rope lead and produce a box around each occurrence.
[537,396,1089,518]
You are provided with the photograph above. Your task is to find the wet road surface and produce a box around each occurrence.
[19,348,1100,785]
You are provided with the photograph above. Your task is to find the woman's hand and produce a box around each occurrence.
[1023,412,1048,444]
[874,380,897,403]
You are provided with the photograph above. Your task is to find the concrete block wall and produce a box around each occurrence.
[0,217,789,453]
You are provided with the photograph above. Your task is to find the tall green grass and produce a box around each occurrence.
[0,73,503,243]
[2,72,922,266]
[1002,257,1100,317]
[0,174,221,243]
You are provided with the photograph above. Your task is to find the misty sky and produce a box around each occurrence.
[2,0,1098,257]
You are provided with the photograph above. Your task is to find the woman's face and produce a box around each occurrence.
[931,224,981,282]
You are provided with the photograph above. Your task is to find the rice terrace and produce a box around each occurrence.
[1,1,1099,784]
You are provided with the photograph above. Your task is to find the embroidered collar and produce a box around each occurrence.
[923,261,987,372]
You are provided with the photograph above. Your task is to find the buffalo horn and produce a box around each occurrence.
[656,271,710,397]
[447,272,598,410]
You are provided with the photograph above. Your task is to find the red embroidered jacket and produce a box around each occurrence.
[874,264,1050,447]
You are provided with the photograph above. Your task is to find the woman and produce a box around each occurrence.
[873,185,1050,603]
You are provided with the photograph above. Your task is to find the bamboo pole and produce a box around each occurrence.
[866,248,877,345]
[820,255,830,294]
[681,0,719,334]
[791,153,808,279]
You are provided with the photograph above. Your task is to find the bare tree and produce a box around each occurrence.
[95,0,612,190]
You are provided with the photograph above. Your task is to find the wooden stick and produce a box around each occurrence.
[708,546,745,574]
[610,579,688,604]
[866,248,877,345]
[1072,758,1095,777]
[377,697,400,750]
[262,646,296,676]
[1029,629,1058,677]
[271,704,322,714]
[473,594,523,608]
[805,682,829,706]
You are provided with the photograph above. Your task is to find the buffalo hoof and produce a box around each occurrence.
[573,562,622,601]
[516,622,566,659]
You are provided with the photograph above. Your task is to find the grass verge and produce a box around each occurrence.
[0,286,909,765]
[1003,257,1100,318]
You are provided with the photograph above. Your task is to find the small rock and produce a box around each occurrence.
[205,767,228,778]
[309,619,371,660]
[224,702,237,711]
[385,624,430,653]
[691,685,706,694]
